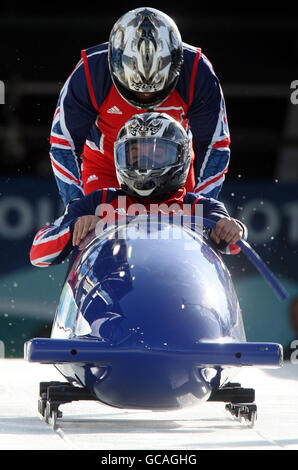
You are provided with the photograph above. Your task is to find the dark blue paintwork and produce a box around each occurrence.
[25,216,283,410]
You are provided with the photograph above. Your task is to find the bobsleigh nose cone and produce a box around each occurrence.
[91,355,213,410]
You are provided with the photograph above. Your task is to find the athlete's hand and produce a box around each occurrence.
[73,215,100,246]
[210,217,243,245]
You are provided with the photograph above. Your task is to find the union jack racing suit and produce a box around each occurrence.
[49,43,231,205]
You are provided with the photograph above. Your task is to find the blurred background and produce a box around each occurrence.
[0,1,297,357]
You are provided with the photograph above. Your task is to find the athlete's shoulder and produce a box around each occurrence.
[87,187,121,200]
[82,42,109,70]
[183,191,205,204]
[181,42,200,69]
[182,42,200,55]
[83,42,109,57]
[105,187,124,202]
[69,188,120,213]
[68,42,109,84]
[182,42,216,77]
[80,42,112,106]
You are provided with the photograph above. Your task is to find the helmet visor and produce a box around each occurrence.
[116,138,180,170]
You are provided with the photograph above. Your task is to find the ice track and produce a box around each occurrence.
[0,359,298,450]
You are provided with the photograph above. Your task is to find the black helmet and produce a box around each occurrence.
[108,7,183,109]
[114,112,191,200]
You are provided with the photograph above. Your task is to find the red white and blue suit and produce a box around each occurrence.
[49,43,231,205]
[30,188,246,268]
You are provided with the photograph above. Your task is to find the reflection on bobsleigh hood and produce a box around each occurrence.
[26,215,284,418]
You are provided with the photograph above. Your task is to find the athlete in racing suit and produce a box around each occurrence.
[49,8,230,206]
[32,113,243,268]
[30,186,245,268]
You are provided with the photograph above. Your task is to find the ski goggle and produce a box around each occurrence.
[116,138,180,170]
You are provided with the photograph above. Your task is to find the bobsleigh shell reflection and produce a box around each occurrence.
[51,217,244,409]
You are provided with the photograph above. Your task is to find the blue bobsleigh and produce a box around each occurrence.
[24,216,286,427]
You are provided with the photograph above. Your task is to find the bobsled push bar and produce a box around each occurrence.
[199,217,288,301]
[25,337,283,367]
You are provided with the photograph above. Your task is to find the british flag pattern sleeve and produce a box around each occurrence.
[30,218,73,267]
[30,207,79,267]
[29,192,101,267]
[49,52,100,205]
[29,189,121,267]
[183,48,231,199]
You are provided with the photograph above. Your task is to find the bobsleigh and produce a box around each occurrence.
[24,216,286,428]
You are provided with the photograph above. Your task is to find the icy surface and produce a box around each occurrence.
[0,359,298,450]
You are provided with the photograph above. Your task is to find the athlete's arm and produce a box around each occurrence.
[190,194,247,254]
[49,56,98,205]
[29,191,104,266]
[188,53,230,199]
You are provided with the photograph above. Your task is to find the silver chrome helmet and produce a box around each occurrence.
[108,7,183,109]
[114,112,191,200]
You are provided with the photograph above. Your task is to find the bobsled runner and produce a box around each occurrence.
[25,216,286,428]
